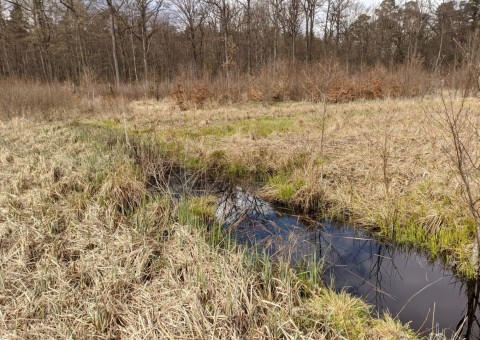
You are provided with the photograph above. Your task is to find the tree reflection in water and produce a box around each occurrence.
[457,280,480,338]
[216,188,480,338]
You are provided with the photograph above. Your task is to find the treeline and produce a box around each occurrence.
[0,0,479,85]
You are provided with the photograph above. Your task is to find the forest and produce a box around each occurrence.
[1,0,479,86]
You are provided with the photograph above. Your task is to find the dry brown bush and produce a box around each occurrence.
[0,78,169,121]
[171,81,188,110]
[171,76,217,110]
[323,64,428,103]
[245,86,264,101]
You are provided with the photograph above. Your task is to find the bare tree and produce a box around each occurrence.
[205,0,239,85]
[128,0,163,83]
[0,0,479,85]
[7,0,53,80]
[59,0,90,78]
[32,0,53,80]
[171,0,206,71]
[0,0,11,76]
[5,0,29,77]
[426,16,480,275]
[238,0,252,73]
[268,0,283,67]
[281,0,301,62]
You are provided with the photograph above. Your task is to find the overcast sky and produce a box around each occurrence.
[363,0,382,8]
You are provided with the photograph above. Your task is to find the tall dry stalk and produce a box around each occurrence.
[380,113,394,197]
[303,65,336,178]
[378,110,396,235]
[363,108,396,235]
[319,94,328,178]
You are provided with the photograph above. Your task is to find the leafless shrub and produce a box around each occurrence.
[428,89,480,271]
[425,31,480,274]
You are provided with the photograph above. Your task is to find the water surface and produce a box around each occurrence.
[216,189,480,338]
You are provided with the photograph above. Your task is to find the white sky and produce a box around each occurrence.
[363,0,382,9]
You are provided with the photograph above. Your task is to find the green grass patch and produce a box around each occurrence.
[181,116,298,139]
[375,207,476,278]
[307,290,372,338]
[188,195,217,220]
[268,173,306,202]
[94,119,121,128]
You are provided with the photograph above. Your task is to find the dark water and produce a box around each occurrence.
[216,189,480,338]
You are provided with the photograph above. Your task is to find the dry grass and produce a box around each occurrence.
[78,95,480,276]
[0,117,415,338]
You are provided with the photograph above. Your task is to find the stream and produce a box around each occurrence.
[216,188,480,338]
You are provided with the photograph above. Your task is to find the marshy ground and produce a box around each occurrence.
[0,88,475,338]
[85,96,479,276]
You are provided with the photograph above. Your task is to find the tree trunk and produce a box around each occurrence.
[246,0,252,74]
[309,9,314,61]
[130,29,139,82]
[305,14,309,62]
[108,0,121,88]
[224,28,229,86]
[141,12,149,84]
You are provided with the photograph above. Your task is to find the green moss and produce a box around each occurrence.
[184,155,201,168]
[204,149,229,173]
[226,162,250,177]
[242,117,296,137]
[208,149,228,163]
[184,124,236,138]
[99,119,120,128]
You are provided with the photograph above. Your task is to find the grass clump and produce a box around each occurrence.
[186,195,218,221]
[98,164,146,215]
[305,290,415,339]
[267,173,306,203]
[308,291,373,338]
